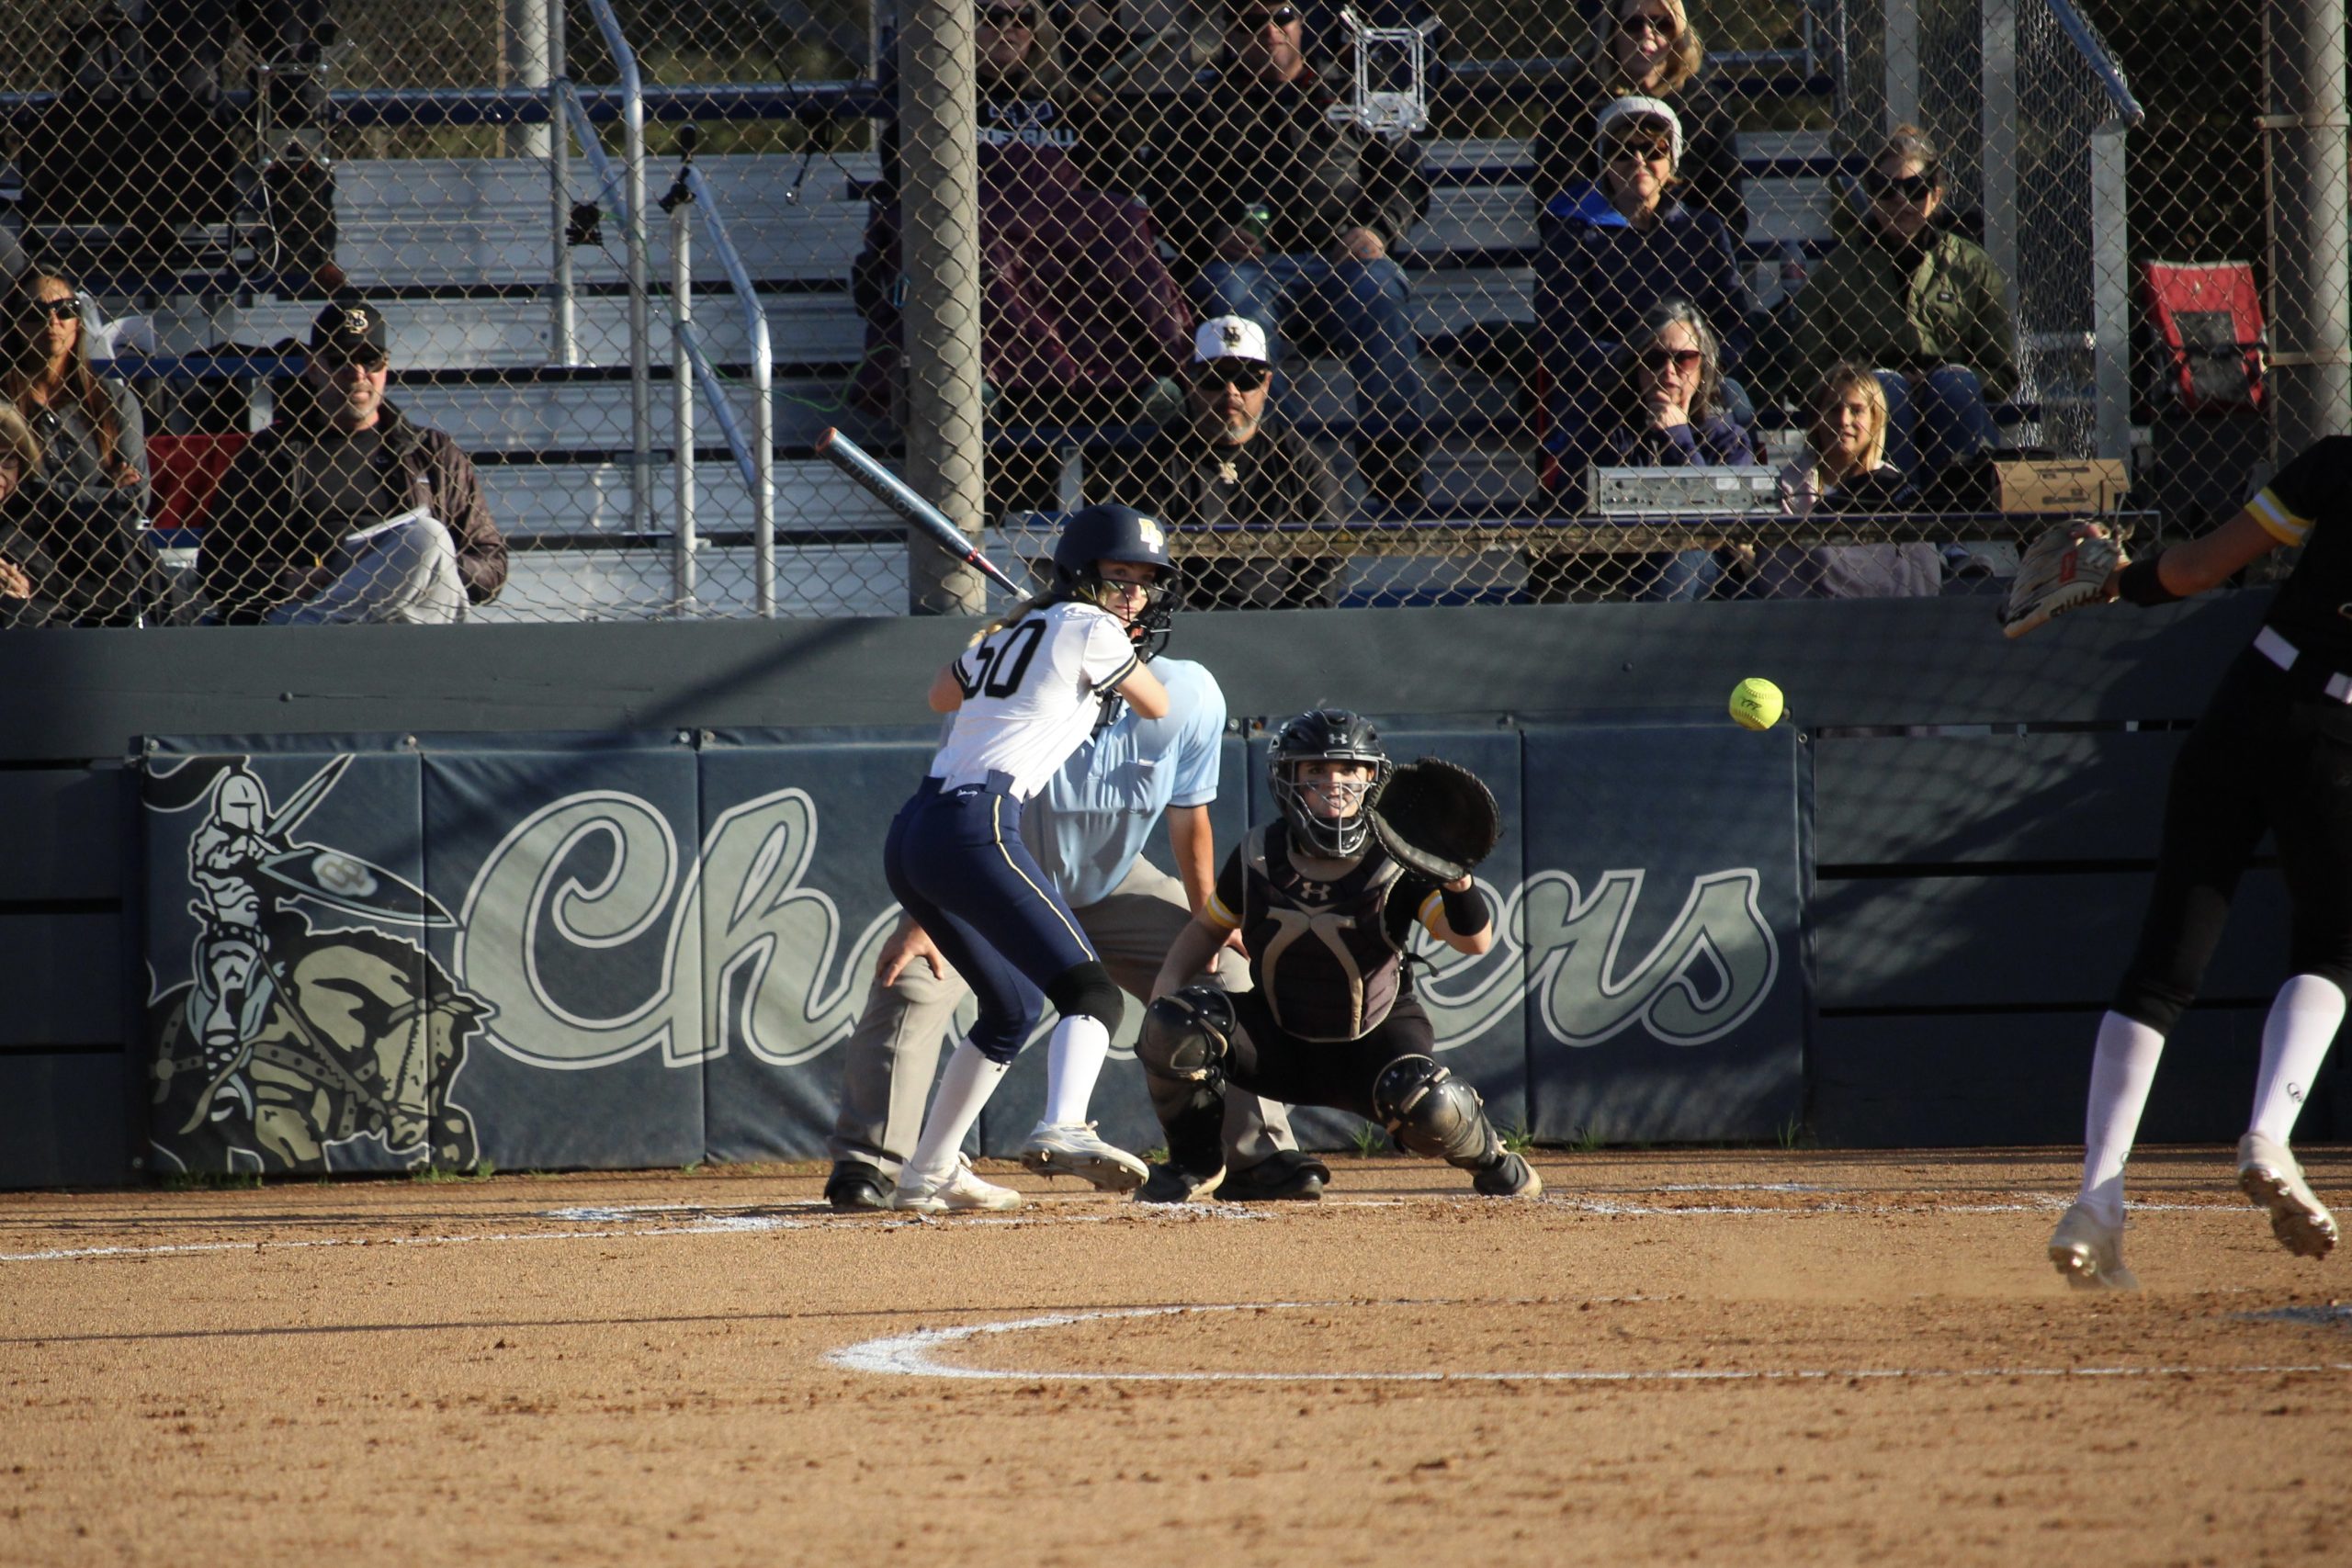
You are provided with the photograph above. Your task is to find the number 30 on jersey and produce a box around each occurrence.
[956,619,1046,700]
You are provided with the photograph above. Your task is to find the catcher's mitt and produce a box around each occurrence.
[2002,522,2123,639]
[1368,758,1499,883]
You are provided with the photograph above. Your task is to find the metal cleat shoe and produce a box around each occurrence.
[2237,1134,2339,1259]
[1020,1121,1149,1192]
[891,1154,1023,1214]
[2048,1201,2140,1290]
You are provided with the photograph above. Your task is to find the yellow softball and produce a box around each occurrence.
[1729,677,1785,731]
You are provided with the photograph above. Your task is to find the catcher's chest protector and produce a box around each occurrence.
[1240,821,1408,1043]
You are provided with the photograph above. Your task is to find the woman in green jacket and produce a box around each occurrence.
[1794,124,2018,479]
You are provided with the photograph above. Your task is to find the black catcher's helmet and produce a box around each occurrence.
[1053,503,1177,655]
[1269,708,1391,857]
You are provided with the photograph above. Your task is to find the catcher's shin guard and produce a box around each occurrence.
[1372,1055,1501,1168]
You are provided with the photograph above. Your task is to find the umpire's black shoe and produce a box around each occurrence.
[824,1159,893,1213]
[1136,1159,1226,1204]
[1220,1151,1329,1202]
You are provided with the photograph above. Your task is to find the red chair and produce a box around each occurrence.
[2143,262,2264,412]
[144,432,251,532]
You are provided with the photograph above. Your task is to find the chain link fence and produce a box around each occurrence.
[0,1,2336,623]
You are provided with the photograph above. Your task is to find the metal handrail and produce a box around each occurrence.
[554,0,653,540]
[2043,0,2145,129]
[679,162,775,615]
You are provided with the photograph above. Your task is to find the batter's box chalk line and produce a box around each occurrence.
[825,1301,2352,1384]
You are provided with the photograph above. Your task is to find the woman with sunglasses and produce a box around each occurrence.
[1532,0,1744,240]
[0,272,153,626]
[1792,124,2017,482]
[1531,299,1754,603]
[1534,99,1752,494]
[849,0,1193,515]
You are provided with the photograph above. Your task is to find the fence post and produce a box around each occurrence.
[546,2,576,366]
[1978,0,2018,309]
[508,0,552,160]
[2265,0,2352,457]
[897,0,987,615]
[1883,0,1921,129]
[2089,125,2132,464]
[672,196,698,613]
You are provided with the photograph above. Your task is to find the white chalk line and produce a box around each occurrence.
[0,1191,2225,1266]
[826,1302,2352,1384]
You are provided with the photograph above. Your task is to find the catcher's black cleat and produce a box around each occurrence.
[1136,1159,1226,1204]
[1221,1150,1329,1202]
[1472,1151,1543,1199]
[824,1159,893,1213]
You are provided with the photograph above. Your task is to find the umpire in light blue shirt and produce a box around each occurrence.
[825,655,1321,1210]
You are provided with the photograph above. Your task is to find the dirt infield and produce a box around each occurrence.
[3,1147,2346,1567]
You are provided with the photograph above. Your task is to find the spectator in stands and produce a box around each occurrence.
[0,272,153,626]
[1532,299,1756,604]
[1141,1,1432,510]
[1089,315,1346,608]
[1533,0,1745,238]
[1747,360,1938,599]
[852,0,1194,502]
[198,300,506,625]
[1793,124,2018,482]
[1535,96,1753,489]
[0,403,43,613]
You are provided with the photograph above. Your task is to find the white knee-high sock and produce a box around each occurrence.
[906,1039,1008,1181]
[1041,1014,1113,1126]
[2248,974,2346,1145]
[2079,1010,2167,1228]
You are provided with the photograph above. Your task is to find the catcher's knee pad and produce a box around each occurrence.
[1372,1055,1495,1166]
[1046,961,1125,1034]
[1138,984,1237,1083]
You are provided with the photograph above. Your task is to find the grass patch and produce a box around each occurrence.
[1566,1124,1606,1155]
[1349,1122,1390,1158]
[1499,1120,1536,1155]
[159,1169,265,1190]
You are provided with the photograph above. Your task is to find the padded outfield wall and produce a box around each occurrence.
[0,593,2336,1186]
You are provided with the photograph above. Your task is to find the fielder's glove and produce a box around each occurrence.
[2002,521,2123,639]
[1368,758,1499,883]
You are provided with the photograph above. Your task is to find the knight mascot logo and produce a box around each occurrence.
[144,756,487,1174]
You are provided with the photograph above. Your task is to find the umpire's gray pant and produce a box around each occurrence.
[828,855,1295,1177]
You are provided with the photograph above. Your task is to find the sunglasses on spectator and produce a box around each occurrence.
[29,296,81,321]
[1641,346,1703,373]
[1863,169,1939,203]
[980,6,1036,26]
[1607,140,1674,166]
[1618,12,1675,38]
[1195,359,1272,389]
[1230,5,1301,30]
[316,349,389,371]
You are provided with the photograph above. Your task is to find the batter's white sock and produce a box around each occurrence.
[2078,1010,2166,1229]
[905,1039,1007,1183]
[2248,974,2346,1145]
[1040,1014,1112,1127]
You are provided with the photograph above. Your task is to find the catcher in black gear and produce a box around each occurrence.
[1135,709,1539,1204]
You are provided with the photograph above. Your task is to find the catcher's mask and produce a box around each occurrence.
[1052,502,1178,659]
[1270,708,1391,857]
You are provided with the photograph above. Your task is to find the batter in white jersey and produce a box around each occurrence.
[880,504,1181,1213]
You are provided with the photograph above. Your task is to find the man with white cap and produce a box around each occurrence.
[1088,314,1345,609]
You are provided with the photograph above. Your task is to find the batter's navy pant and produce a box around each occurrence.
[883,775,1098,1063]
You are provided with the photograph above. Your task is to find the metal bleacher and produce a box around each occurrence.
[94,62,1855,620]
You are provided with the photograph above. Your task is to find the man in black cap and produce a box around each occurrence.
[198,299,505,624]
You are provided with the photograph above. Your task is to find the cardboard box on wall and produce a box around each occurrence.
[1993,458,2129,513]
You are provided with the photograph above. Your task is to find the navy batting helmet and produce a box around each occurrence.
[1053,504,1177,656]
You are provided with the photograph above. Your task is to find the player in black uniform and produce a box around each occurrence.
[1135,709,1541,1201]
[2048,438,2352,1289]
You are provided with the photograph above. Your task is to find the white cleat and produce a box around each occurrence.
[2237,1134,2339,1259]
[1020,1122,1149,1192]
[891,1154,1023,1214]
[2048,1201,2140,1291]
